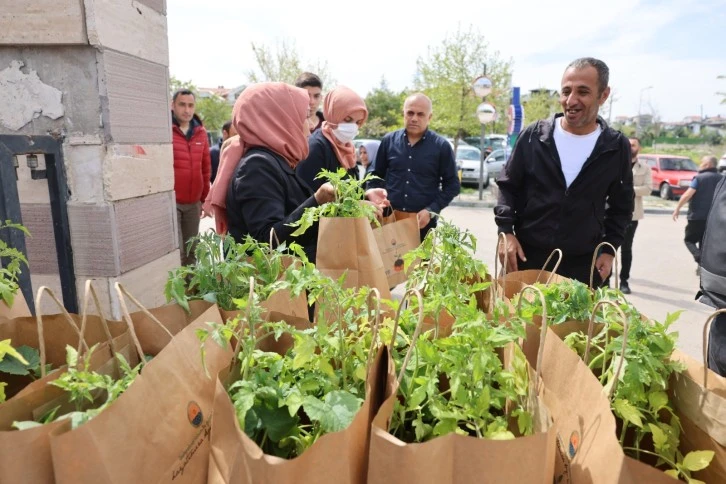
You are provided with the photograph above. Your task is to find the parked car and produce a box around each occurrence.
[719,153,726,173]
[639,154,699,200]
[484,148,511,183]
[454,145,488,187]
[464,134,507,155]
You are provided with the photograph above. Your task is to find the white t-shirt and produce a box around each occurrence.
[553,119,602,187]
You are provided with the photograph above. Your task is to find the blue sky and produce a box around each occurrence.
[168,0,725,122]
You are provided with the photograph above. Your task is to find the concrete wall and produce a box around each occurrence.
[0,2,178,318]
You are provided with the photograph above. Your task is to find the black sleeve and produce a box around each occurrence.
[429,140,460,213]
[296,134,331,192]
[602,135,634,253]
[494,126,530,234]
[210,146,220,183]
[367,136,389,190]
[231,154,319,248]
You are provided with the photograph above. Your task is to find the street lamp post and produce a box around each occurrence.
[472,75,495,200]
[637,85,653,137]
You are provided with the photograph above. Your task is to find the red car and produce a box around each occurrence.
[639,154,699,200]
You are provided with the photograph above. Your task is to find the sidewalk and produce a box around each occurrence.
[450,186,675,215]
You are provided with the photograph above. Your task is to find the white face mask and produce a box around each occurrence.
[332,122,359,143]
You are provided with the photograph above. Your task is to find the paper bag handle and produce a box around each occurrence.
[114,283,172,364]
[702,308,726,390]
[537,249,563,285]
[584,300,628,399]
[515,285,548,390]
[268,228,281,248]
[589,242,619,290]
[365,288,382,373]
[77,281,120,374]
[391,289,425,387]
[35,286,86,378]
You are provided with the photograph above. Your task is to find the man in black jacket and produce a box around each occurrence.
[495,58,634,285]
[696,176,726,375]
[672,156,722,272]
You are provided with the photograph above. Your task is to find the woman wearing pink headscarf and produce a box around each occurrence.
[296,86,388,209]
[203,82,336,262]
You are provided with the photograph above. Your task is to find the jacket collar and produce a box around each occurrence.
[538,113,619,149]
[700,167,718,174]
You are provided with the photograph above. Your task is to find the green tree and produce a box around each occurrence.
[247,40,335,88]
[414,25,513,149]
[522,89,560,125]
[169,76,196,97]
[360,77,405,138]
[196,95,233,134]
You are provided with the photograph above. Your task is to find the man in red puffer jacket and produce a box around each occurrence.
[171,89,211,265]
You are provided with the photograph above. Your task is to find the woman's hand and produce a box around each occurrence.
[364,188,390,208]
[314,182,336,205]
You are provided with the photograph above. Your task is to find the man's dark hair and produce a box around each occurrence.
[294,72,323,90]
[566,57,609,95]
[222,120,233,134]
[628,136,641,144]
[172,89,195,102]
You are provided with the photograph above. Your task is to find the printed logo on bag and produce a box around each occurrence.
[187,401,203,427]
[568,431,580,458]
[390,238,397,246]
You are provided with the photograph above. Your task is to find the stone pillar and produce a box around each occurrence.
[0,1,179,317]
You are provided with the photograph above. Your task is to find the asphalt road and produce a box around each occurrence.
[438,205,712,361]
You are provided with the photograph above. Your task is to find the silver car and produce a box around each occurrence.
[485,148,510,183]
[455,145,489,187]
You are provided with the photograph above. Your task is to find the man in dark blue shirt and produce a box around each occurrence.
[368,93,460,240]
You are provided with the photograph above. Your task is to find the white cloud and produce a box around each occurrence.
[168,0,725,121]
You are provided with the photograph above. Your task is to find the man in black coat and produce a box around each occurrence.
[672,156,723,273]
[695,175,726,375]
[495,57,633,285]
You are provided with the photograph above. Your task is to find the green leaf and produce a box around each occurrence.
[613,399,644,428]
[648,423,668,453]
[681,450,715,472]
[663,469,679,479]
[284,388,305,417]
[0,382,6,403]
[292,338,316,370]
[0,344,37,375]
[256,403,299,443]
[648,391,669,413]
[302,391,362,433]
[432,418,459,437]
[12,420,43,430]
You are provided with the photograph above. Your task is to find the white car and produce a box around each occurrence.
[455,145,489,187]
[719,153,726,173]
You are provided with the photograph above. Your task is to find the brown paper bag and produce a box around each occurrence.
[207,307,393,484]
[48,284,232,484]
[368,289,555,484]
[372,212,420,289]
[519,288,674,483]
[0,285,127,400]
[495,243,569,299]
[0,283,135,484]
[316,217,392,299]
[670,308,726,483]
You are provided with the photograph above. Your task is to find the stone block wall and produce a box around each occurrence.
[0,2,179,317]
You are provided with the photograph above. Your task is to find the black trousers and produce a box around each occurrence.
[518,243,603,287]
[620,221,638,283]
[684,219,707,263]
